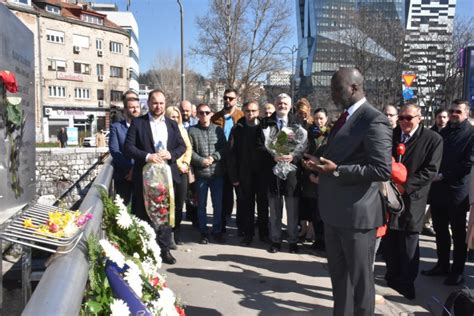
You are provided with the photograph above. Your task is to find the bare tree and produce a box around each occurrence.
[140,52,207,106]
[192,0,292,100]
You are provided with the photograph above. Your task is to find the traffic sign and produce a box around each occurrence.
[402,73,416,87]
[403,87,414,100]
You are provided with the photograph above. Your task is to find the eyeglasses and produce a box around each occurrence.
[244,109,258,113]
[449,109,463,115]
[398,115,419,122]
[223,96,236,101]
[385,113,397,118]
[198,111,211,116]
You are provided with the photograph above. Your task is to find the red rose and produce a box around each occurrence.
[0,70,18,93]
[150,276,160,287]
[159,208,168,215]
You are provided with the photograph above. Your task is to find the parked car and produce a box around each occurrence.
[83,130,109,147]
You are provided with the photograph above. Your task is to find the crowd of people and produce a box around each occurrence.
[109,67,473,316]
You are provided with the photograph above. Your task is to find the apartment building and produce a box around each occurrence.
[6,0,130,142]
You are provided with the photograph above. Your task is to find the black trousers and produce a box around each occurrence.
[384,229,420,287]
[236,172,269,237]
[325,224,376,316]
[114,177,133,205]
[431,199,469,274]
[173,174,188,229]
[222,174,235,229]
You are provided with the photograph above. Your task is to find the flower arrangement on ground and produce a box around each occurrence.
[82,192,185,316]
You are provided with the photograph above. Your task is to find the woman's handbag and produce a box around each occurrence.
[379,180,404,215]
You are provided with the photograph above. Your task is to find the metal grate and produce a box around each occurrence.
[0,204,84,254]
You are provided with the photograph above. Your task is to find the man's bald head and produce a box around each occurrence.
[331,68,365,108]
[180,100,193,122]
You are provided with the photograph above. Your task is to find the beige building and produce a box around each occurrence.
[5,0,130,142]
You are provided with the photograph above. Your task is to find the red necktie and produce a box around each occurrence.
[332,111,349,135]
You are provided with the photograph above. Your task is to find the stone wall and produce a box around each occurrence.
[35,147,109,208]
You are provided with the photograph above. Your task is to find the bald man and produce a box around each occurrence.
[303,68,392,316]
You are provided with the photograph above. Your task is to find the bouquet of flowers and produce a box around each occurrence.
[265,125,307,180]
[23,210,92,238]
[142,163,175,227]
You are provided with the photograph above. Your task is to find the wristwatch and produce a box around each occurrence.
[333,166,340,177]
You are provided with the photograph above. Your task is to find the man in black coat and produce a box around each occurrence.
[228,101,269,245]
[124,89,186,265]
[422,100,474,285]
[257,93,306,254]
[384,103,443,300]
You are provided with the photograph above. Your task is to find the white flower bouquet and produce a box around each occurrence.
[265,125,308,180]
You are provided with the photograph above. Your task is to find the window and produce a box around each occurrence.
[96,64,103,76]
[47,59,66,72]
[96,39,103,50]
[72,34,90,48]
[74,62,90,74]
[46,29,64,44]
[110,66,123,78]
[110,90,123,102]
[81,14,104,25]
[74,88,90,99]
[97,89,104,101]
[45,4,60,15]
[109,41,123,54]
[48,86,66,98]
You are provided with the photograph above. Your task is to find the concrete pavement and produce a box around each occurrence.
[163,215,474,316]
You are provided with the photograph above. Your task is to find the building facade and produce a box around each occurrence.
[403,0,456,116]
[6,0,130,142]
[93,2,140,93]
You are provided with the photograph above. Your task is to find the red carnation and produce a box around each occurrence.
[159,208,168,215]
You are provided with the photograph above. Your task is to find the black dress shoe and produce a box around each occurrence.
[240,236,253,246]
[289,243,299,253]
[387,280,416,300]
[444,274,464,285]
[268,243,281,253]
[200,234,209,244]
[161,250,176,265]
[421,265,449,276]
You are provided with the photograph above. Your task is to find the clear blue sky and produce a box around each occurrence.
[100,0,473,77]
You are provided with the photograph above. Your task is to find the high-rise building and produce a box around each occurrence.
[5,0,131,142]
[403,0,456,115]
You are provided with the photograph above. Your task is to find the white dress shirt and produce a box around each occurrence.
[148,113,168,151]
[346,97,367,120]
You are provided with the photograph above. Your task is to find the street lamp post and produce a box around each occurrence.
[177,0,185,101]
[278,45,298,102]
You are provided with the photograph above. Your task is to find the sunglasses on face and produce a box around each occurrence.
[223,96,236,101]
[198,111,211,116]
[398,115,419,122]
[449,109,463,115]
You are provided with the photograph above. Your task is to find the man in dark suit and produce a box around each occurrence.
[422,99,473,285]
[383,102,443,300]
[303,68,392,316]
[124,89,186,265]
[109,90,141,205]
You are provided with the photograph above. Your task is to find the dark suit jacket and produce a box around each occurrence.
[124,114,186,184]
[109,120,132,180]
[429,119,474,207]
[390,125,443,232]
[318,102,392,229]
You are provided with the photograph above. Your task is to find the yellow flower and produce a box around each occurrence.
[23,218,37,228]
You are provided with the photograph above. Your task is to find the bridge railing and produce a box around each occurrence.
[22,156,113,316]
